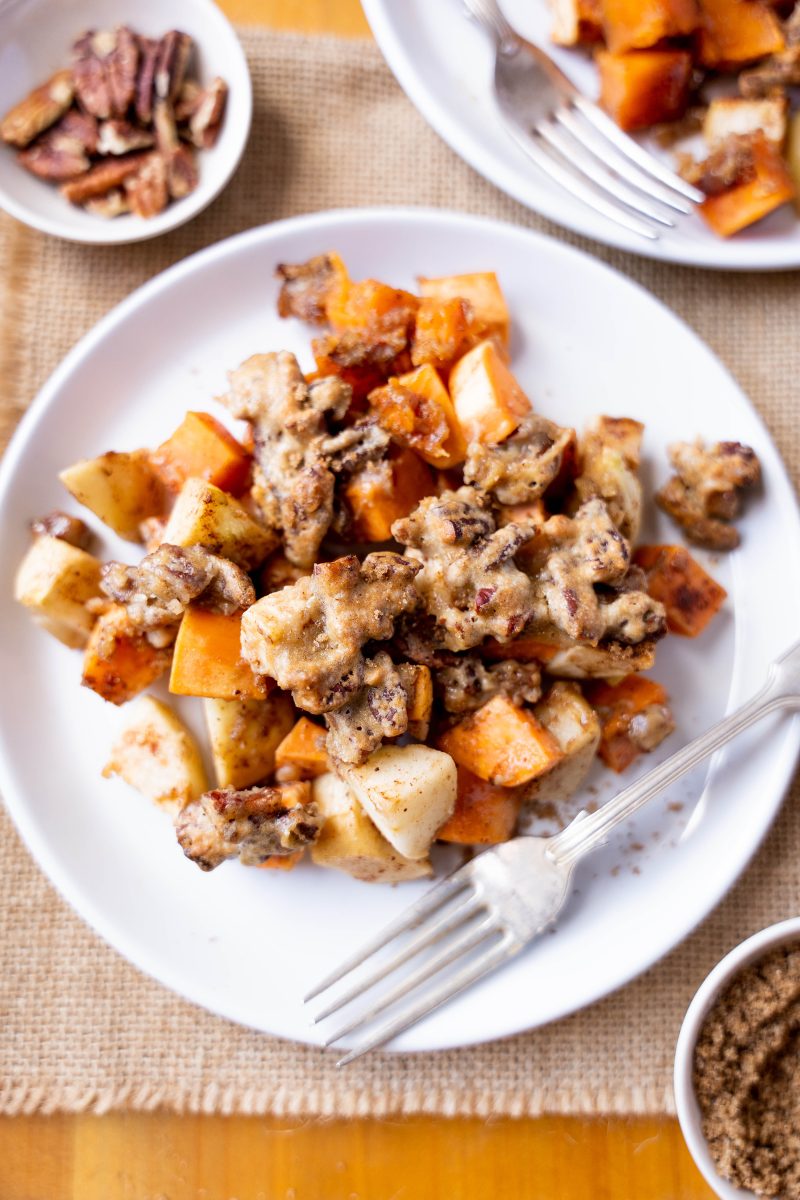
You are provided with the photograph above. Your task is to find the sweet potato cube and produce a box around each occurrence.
[602,0,698,53]
[697,0,784,67]
[436,694,563,787]
[481,635,562,663]
[325,277,419,335]
[151,412,251,496]
[448,340,530,445]
[388,364,468,467]
[699,133,795,237]
[274,717,329,779]
[169,607,270,700]
[344,448,434,541]
[417,273,510,347]
[634,544,727,636]
[257,852,304,870]
[410,297,479,374]
[437,766,522,845]
[82,605,172,705]
[597,50,693,132]
[585,675,671,773]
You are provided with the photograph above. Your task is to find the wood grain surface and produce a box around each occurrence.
[0,1,716,1196]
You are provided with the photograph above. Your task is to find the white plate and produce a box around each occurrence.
[0,208,798,1052]
[0,0,252,244]
[362,0,800,270]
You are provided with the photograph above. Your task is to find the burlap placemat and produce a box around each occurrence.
[0,28,798,1118]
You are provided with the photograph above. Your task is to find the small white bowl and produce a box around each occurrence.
[674,916,800,1200]
[0,0,252,243]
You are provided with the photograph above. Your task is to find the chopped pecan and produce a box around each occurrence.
[464,412,576,506]
[392,486,536,651]
[572,415,644,542]
[1,69,75,148]
[153,98,179,154]
[240,552,420,714]
[154,31,192,102]
[436,655,542,714]
[101,543,255,644]
[135,36,159,124]
[176,781,320,871]
[18,108,97,181]
[96,118,154,155]
[222,352,352,568]
[174,79,203,123]
[325,651,409,764]
[125,153,168,218]
[60,151,151,203]
[656,439,761,551]
[166,143,198,199]
[276,253,342,324]
[31,510,92,550]
[187,77,228,148]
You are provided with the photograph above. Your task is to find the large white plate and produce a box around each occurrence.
[362,0,800,270]
[0,208,798,1052]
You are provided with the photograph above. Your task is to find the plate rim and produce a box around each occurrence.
[360,0,800,272]
[1,205,799,1051]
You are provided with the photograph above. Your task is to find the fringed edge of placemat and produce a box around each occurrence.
[0,1082,675,1117]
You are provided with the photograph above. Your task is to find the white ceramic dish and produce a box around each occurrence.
[0,0,251,244]
[362,0,800,270]
[674,916,800,1200]
[0,207,799,1051]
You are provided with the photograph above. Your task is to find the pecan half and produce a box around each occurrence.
[154,31,192,102]
[1,69,75,148]
[72,31,113,119]
[134,36,159,124]
[60,151,151,203]
[187,77,227,148]
[96,118,154,156]
[18,109,98,181]
[125,154,168,218]
[174,79,202,123]
[106,25,139,116]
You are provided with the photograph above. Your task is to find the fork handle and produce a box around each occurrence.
[548,640,800,866]
[462,0,517,45]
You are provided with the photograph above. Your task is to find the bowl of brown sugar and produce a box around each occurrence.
[675,917,800,1200]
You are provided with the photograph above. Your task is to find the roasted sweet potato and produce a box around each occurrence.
[258,851,304,871]
[436,694,563,787]
[699,133,795,237]
[170,607,271,700]
[437,766,522,844]
[344,447,434,541]
[585,674,673,772]
[597,49,693,132]
[151,411,251,495]
[448,340,530,444]
[82,604,171,705]
[370,364,467,468]
[417,273,510,347]
[481,634,562,663]
[410,297,479,374]
[697,0,784,68]
[326,277,419,337]
[634,544,727,636]
[274,717,329,779]
[602,0,698,53]
[399,663,434,740]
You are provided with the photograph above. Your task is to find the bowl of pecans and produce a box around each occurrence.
[0,0,252,243]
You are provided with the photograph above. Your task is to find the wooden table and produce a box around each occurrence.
[1,3,717,1196]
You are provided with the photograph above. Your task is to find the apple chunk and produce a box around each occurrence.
[340,744,457,860]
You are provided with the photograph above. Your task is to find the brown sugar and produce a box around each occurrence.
[693,942,800,1197]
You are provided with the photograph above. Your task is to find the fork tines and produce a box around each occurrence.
[304,865,516,1065]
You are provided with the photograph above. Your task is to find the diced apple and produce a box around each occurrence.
[523,682,601,805]
[102,695,207,814]
[60,450,164,542]
[310,772,432,883]
[340,744,457,860]
[14,534,102,648]
[448,340,530,445]
[161,477,277,570]
[417,272,510,346]
[550,0,604,45]
[204,693,295,788]
[703,96,787,148]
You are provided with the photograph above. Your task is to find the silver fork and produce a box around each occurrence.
[306,640,800,1064]
[464,0,704,241]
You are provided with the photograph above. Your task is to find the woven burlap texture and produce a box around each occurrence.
[1,28,798,1118]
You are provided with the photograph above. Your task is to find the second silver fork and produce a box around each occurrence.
[464,0,703,240]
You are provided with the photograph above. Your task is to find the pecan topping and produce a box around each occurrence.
[134,36,159,124]
[125,153,169,218]
[154,31,192,103]
[31,510,92,550]
[176,782,320,871]
[656,439,761,551]
[60,151,152,203]
[1,70,75,148]
[18,109,97,181]
[96,118,154,156]
[187,77,228,149]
